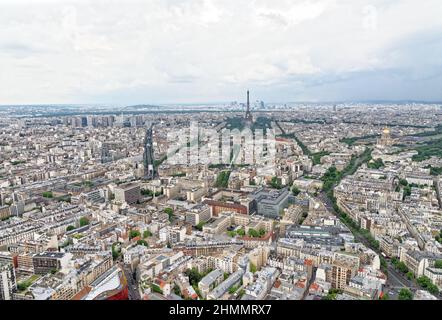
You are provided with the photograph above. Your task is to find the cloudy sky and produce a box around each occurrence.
[1,0,442,105]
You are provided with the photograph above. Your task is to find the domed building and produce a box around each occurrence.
[377,127,394,147]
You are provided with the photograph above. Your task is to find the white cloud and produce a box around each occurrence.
[0,0,441,104]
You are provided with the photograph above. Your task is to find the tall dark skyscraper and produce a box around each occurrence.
[143,124,158,180]
[244,90,253,125]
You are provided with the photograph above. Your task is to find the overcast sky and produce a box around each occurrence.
[1,0,442,105]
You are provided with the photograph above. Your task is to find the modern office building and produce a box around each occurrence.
[251,187,290,218]
[32,252,72,275]
[114,183,141,205]
[0,262,16,300]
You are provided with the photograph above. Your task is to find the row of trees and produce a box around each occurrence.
[391,258,440,295]
[417,276,439,295]
[227,228,246,238]
[322,149,382,254]
[141,189,163,197]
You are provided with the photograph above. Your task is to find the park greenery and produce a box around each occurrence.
[428,166,442,176]
[269,176,283,189]
[137,239,148,247]
[247,228,266,238]
[215,170,231,188]
[412,138,442,162]
[227,230,237,237]
[340,134,379,146]
[292,186,301,196]
[184,268,214,298]
[249,262,257,274]
[79,217,90,227]
[367,158,384,169]
[164,207,175,222]
[312,151,330,165]
[143,230,152,238]
[17,275,40,292]
[322,289,343,300]
[42,191,53,198]
[228,284,241,294]
[129,230,141,240]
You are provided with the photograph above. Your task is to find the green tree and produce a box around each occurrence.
[399,179,408,186]
[185,268,204,286]
[66,225,75,232]
[380,293,389,300]
[164,208,175,222]
[227,230,236,237]
[111,243,121,260]
[292,186,301,196]
[42,191,53,198]
[137,239,148,247]
[270,176,283,189]
[143,230,152,238]
[249,262,257,274]
[417,276,439,295]
[367,158,384,169]
[396,261,409,274]
[79,217,89,227]
[237,228,245,236]
[398,288,413,300]
[248,228,260,238]
[434,260,442,269]
[214,171,231,188]
[151,283,163,294]
[228,285,239,294]
[129,230,141,240]
[173,284,181,296]
[195,222,206,231]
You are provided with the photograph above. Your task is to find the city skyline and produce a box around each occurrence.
[1,0,442,306]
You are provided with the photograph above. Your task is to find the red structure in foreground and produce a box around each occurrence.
[73,266,129,300]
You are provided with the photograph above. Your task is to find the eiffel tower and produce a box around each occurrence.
[244,90,253,126]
